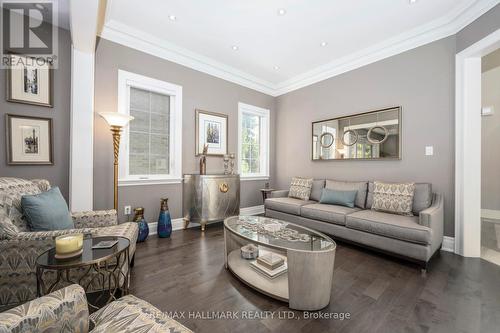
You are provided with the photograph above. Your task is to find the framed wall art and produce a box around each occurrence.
[195,109,228,156]
[6,114,53,165]
[6,54,53,107]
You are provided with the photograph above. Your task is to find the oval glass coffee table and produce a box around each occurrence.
[36,236,130,310]
[224,216,336,311]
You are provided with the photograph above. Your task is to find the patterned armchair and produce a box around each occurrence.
[0,284,193,333]
[0,177,139,310]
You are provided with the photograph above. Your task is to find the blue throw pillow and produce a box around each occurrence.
[319,188,358,208]
[21,186,74,231]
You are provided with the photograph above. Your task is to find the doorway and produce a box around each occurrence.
[456,28,500,257]
[481,48,500,265]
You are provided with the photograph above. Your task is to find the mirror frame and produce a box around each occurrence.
[311,106,402,161]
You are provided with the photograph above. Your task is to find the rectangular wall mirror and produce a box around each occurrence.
[312,106,401,161]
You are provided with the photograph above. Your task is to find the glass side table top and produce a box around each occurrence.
[37,236,130,269]
[224,216,335,252]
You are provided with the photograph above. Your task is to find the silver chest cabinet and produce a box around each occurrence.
[183,174,240,231]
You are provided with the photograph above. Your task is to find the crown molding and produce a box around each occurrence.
[99,0,499,97]
[274,0,500,95]
[99,20,276,96]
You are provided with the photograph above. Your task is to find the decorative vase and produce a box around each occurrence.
[134,207,149,242]
[157,198,172,238]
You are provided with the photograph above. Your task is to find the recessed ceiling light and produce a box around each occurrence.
[277,8,287,16]
[168,15,177,21]
[320,41,328,47]
[231,45,239,51]
[409,0,418,4]
[273,66,280,70]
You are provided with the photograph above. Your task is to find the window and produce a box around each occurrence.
[238,103,270,179]
[118,70,182,185]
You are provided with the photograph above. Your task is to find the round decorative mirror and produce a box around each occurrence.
[340,129,358,146]
[319,132,334,148]
[366,126,389,144]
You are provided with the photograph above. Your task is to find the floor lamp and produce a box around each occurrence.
[99,112,134,211]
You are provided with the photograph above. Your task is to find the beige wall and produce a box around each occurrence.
[275,37,456,236]
[93,39,275,222]
[481,63,500,210]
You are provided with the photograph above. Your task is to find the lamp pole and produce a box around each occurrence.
[99,112,134,211]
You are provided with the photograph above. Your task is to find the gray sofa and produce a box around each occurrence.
[265,180,444,269]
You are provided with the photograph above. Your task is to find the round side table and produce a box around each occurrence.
[36,236,130,310]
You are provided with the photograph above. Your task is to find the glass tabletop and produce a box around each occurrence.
[37,236,130,269]
[224,216,335,252]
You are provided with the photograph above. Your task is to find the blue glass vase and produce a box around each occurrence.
[157,198,172,238]
[134,207,149,242]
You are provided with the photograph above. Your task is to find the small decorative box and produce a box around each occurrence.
[240,243,259,259]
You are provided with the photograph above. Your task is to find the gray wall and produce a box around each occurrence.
[456,3,500,53]
[481,63,500,210]
[93,39,275,222]
[275,37,456,236]
[0,28,71,200]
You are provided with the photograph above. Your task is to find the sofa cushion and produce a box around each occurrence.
[301,203,360,226]
[265,197,316,215]
[289,177,313,201]
[325,180,368,209]
[319,189,358,208]
[367,182,432,214]
[372,181,415,216]
[310,180,325,202]
[346,210,431,245]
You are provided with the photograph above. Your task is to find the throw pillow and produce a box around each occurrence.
[21,186,74,231]
[372,181,415,216]
[288,177,313,201]
[319,189,358,208]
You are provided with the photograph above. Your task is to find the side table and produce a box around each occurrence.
[259,188,276,202]
[36,236,130,311]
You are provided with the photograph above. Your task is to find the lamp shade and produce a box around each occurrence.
[99,112,134,128]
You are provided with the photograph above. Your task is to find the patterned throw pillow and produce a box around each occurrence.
[372,181,416,216]
[288,177,313,201]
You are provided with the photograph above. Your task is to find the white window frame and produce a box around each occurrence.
[238,102,270,181]
[117,70,182,186]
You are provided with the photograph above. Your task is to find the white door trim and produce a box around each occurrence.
[455,28,500,257]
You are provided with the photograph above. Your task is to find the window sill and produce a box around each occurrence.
[118,178,182,187]
[240,176,270,182]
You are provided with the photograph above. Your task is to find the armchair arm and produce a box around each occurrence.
[269,190,289,198]
[0,284,89,333]
[72,209,118,229]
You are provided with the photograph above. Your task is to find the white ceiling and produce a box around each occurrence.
[101,0,500,95]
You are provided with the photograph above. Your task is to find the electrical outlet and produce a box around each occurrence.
[124,205,131,215]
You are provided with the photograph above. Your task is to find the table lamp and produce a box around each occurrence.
[99,112,134,210]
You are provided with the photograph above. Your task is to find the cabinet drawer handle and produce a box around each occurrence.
[219,183,229,193]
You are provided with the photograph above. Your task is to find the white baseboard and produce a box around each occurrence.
[441,236,455,253]
[146,205,265,235]
[481,209,500,220]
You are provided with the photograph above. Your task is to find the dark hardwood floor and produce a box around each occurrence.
[130,224,500,333]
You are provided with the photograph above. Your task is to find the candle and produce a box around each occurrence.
[55,234,83,255]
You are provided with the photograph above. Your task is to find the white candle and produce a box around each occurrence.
[55,234,83,255]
